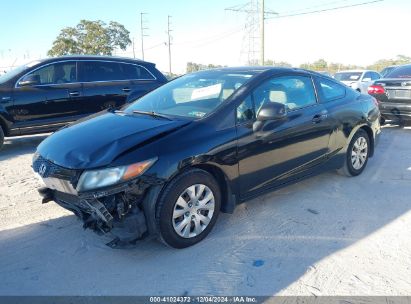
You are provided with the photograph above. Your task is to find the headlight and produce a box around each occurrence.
[32,152,40,163]
[76,158,157,192]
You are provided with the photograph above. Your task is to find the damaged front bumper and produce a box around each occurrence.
[34,156,164,248]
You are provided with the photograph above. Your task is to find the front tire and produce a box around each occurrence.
[156,169,221,248]
[338,129,370,177]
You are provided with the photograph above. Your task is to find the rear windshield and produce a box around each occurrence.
[334,72,362,81]
[380,66,397,77]
[385,65,411,78]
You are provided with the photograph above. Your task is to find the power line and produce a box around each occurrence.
[190,27,244,48]
[279,0,351,15]
[172,26,244,47]
[145,42,166,50]
[267,0,384,19]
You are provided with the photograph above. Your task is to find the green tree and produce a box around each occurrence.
[299,63,312,70]
[312,59,328,70]
[48,20,131,56]
[186,62,225,73]
[264,59,292,67]
[366,55,411,72]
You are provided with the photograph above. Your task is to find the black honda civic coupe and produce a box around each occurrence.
[33,67,381,248]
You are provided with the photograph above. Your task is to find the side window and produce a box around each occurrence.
[317,77,346,102]
[236,96,254,124]
[120,63,155,80]
[253,75,317,113]
[371,72,380,80]
[25,62,76,85]
[363,72,372,81]
[82,61,124,82]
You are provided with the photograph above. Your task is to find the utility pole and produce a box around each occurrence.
[132,37,136,59]
[259,0,264,65]
[140,12,149,60]
[225,0,277,66]
[167,15,172,76]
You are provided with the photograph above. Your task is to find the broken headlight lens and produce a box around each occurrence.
[76,158,157,192]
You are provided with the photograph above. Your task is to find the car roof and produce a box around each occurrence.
[384,65,399,68]
[336,69,367,73]
[37,55,153,65]
[194,66,313,75]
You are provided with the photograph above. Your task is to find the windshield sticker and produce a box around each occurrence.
[191,83,222,100]
[188,111,206,118]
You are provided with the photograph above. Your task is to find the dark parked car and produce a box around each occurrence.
[0,55,167,148]
[33,67,381,248]
[380,65,398,78]
[368,64,411,125]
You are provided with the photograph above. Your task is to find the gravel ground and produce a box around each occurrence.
[0,126,410,296]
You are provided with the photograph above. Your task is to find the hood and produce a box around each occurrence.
[37,112,190,169]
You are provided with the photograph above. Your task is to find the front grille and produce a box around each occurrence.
[33,155,80,185]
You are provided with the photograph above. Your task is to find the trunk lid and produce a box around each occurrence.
[373,78,411,103]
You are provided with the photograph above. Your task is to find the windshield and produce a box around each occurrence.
[125,70,256,119]
[334,72,363,82]
[385,65,411,78]
[0,60,42,84]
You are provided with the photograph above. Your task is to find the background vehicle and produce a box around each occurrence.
[33,67,381,249]
[317,71,332,77]
[0,55,167,149]
[368,64,411,125]
[334,70,381,94]
[380,65,399,77]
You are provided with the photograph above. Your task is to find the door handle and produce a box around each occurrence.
[69,91,80,97]
[312,111,328,124]
[122,87,131,92]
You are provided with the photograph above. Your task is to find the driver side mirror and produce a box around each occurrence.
[18,74,40,87]
[256,102,287,121]
[253,102,287,133]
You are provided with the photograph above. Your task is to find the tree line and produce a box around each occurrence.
[298,55,411,74]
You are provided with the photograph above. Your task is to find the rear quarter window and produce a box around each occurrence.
[120,63,155,80]
[316,77,346,102]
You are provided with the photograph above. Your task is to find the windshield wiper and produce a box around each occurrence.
[132,110,172,121]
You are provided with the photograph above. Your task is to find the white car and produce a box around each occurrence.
[334,70,381,94]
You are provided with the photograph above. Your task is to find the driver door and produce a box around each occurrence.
[236,74,333,199]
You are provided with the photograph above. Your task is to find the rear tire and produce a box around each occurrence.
[0,126,4,150]
[156,169,221,249]
[338,129,370,177]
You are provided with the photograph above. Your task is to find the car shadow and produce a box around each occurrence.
[0,134,49,161]
[0,128,409,296]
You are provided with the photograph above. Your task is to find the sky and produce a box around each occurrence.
[0,0,410,74]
